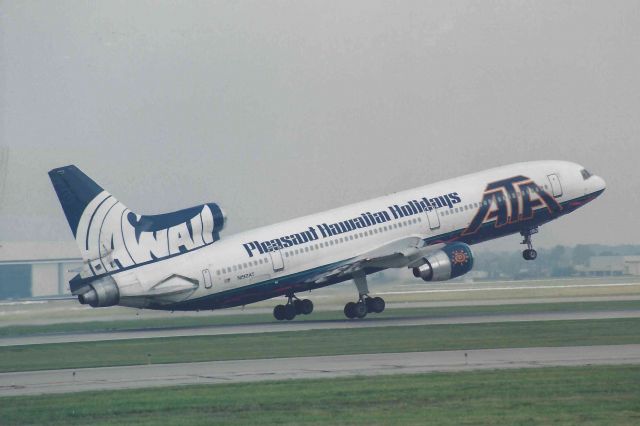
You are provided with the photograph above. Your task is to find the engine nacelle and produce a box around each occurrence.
[78,276,120,307]
[412,242,474,282]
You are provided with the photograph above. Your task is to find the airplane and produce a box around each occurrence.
[49,161,605,320]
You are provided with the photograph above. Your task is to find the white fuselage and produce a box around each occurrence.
[107,160,605,311]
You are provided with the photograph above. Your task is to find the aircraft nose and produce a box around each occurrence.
[591,175,606,193]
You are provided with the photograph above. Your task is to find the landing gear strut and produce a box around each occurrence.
[273,294,313,321]
[343,272,386,319]
[521,227,538,261]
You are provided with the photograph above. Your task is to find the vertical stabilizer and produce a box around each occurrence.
[49,165,226,279]
[48,166,105,237]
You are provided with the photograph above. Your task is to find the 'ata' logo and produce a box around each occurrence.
[462,175,561,236]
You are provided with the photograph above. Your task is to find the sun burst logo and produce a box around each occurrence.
[451,249,469,265]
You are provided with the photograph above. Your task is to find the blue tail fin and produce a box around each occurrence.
[49,165,226,279]
[48,165,104,237]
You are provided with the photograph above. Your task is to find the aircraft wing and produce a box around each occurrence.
[309,236,443,285]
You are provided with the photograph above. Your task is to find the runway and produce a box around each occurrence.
[1,344,639,397]
[3,310,640,347]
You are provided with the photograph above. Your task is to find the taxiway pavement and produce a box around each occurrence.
[1,344,639,397]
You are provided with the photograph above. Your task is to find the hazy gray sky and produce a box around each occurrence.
[1,1,639,250]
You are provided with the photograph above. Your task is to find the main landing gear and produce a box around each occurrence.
[521,227,539,261]
[343,272,386,319]
[273,293,314,321]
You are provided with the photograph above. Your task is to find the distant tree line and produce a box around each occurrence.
[473,244,640,280]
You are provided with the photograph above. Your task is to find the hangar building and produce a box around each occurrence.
[0,242,81,299]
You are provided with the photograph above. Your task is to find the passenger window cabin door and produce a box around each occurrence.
[202,269,213,289]
[269,247,285,272]
[425,205,440,230]
[547,174,563,198]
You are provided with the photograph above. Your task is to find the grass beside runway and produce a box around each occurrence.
[1,317,640,373]
[2,299,640,338]
[2,365,640,425]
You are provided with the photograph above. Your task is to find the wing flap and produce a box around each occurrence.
[308,236,444,285]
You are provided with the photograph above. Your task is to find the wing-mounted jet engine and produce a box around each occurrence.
[411,242,474,282]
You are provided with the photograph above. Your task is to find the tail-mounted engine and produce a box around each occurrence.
[412,242,474,282]
[77,276,120,307]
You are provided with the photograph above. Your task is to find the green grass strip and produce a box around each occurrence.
[2,365,640,425]
[1,318,640,373]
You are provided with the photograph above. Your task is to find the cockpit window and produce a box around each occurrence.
[581,169,592,180]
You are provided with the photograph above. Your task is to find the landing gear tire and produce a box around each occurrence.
[354,302,368,318]
[273,305,286,321]
[344,272,385,319]
[344,302,357,319]
[369,297,385,314]
[300,299,314,315]
[275,294,316,321]
[284,304,297,321]
[520,228,539,261]
[523,249,538,261]
[365,298,374,313]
